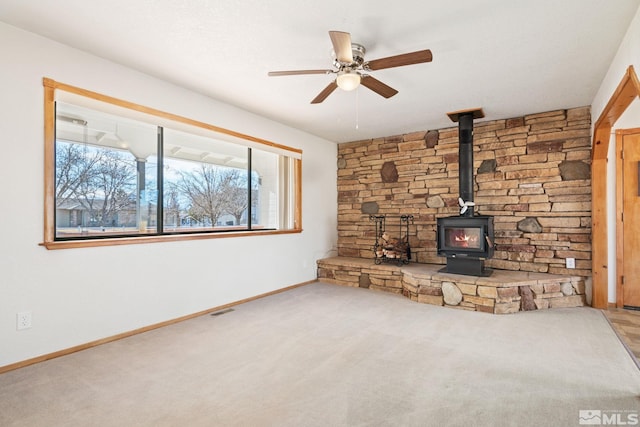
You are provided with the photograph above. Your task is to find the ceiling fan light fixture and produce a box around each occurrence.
[336,70,361,91]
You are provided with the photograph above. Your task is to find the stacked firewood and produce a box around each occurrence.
[376,232,409,259]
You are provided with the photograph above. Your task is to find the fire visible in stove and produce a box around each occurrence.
[437,217,493,257]
[446,227,481,249]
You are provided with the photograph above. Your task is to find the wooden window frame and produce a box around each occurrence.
[42,78,302,250]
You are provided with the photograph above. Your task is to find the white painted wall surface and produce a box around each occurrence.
[591,6,640,121]
[0,22,337,367]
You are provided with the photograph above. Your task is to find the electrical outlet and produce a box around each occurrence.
[566,258,576,269]
[16,311,32,331]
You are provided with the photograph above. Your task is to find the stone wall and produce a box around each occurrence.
[337,107,592,277]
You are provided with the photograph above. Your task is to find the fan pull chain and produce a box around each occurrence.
[355,87,359,130]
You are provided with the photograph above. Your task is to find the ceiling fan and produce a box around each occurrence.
[268,31,433,104]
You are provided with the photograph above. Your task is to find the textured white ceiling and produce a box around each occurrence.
[1,0,638,143]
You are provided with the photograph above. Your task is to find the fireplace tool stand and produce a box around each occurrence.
[370,214,414,266]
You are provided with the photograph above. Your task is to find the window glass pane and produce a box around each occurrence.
[163,128,249,232]
[251,149,281,229]
[279,155,297,230]
[55,103,158,238]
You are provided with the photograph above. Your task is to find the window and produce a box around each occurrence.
[43,79,302,249]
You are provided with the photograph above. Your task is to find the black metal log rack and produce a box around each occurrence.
[369,214,414,265]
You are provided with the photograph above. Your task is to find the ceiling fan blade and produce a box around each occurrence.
[366,49,433,71]
[268,69,331,77]
[360,76,398,98]
[329,31,353,63]
[311,80,338,104]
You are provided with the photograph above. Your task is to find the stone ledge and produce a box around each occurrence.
[317,256,586,314]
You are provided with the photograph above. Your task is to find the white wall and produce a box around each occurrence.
[591,5,640,303]
[592,2,640,119]
[0,22,338,367]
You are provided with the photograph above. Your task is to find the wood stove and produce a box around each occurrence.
[437,215,494,276]
[437,107,494,276]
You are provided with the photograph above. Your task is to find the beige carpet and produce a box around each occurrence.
[1,282,639,426]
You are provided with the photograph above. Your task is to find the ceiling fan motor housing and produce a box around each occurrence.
[334,43,366,67]
[350,43,366,65]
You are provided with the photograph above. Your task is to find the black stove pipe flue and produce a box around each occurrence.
[446,108,485,218]
[458,112,475,217]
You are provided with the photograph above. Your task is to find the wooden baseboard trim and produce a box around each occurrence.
[0,279,318,374]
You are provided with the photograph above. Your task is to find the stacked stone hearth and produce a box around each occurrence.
[317,257,586,314]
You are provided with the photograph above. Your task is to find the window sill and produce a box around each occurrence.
[40,228,303,250]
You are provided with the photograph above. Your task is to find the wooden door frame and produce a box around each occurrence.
[592,65,640,309]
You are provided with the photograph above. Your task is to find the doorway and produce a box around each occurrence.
[592,65,640,309]
[618,129,640,309]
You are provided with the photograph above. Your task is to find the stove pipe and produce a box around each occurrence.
[458,113,475,217]
[446,108,485,218]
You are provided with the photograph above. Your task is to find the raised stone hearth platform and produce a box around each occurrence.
[317,257,586,314]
